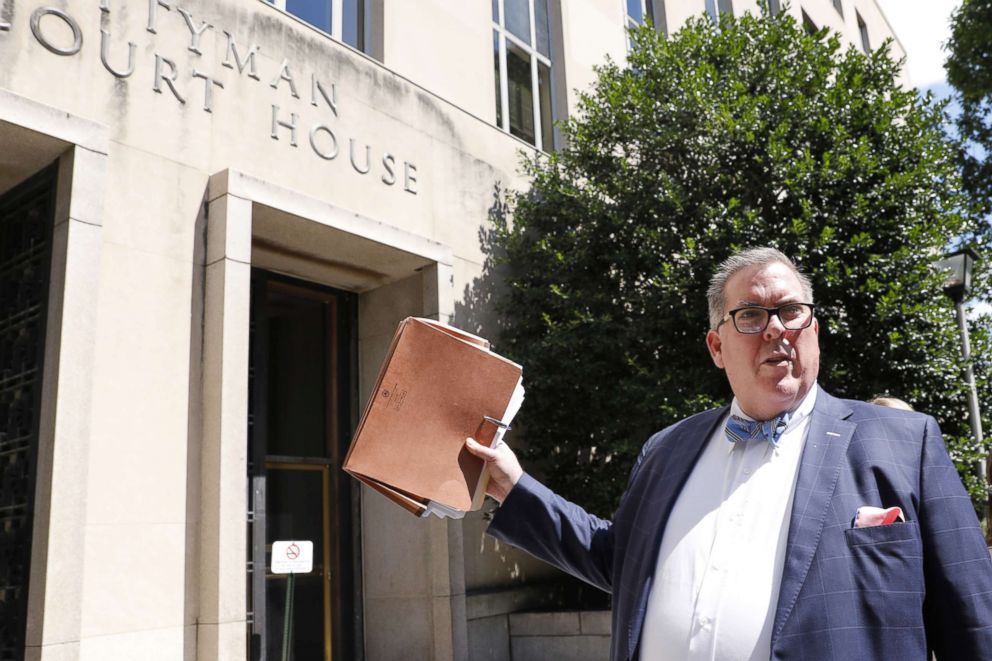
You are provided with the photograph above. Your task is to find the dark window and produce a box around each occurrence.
[493,0,557,150]
[857,11,870,52]
[274,0,367,52]
[706,0,733,24]
[802,9,818,36]
[0,165,56,661]
[832,0,844,18]
[627,0,664,48]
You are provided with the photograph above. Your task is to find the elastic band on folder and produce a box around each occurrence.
[482,415,511,431]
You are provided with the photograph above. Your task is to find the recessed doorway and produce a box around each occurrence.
[246,271,359,661]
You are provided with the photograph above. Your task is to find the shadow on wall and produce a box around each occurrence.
[452,183,512,347]
[451,183,611,615]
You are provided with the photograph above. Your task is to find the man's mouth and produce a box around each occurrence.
[763,353,791,365]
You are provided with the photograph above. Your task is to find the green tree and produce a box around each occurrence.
[946,0,992,213]
[493,9,991,516]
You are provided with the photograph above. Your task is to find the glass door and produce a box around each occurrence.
[247,272,358,661]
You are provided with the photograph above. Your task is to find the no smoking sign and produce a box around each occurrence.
[271,540,314,574]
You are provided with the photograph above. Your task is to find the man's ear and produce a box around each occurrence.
[706,329,725,369]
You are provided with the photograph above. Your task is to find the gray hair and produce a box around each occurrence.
[706,247,814,329]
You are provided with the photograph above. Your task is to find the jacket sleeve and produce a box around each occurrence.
[486,472,615,592]
[918,416,992,659]
[486,431,666,594]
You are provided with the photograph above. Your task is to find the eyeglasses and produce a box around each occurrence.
[717,303,815,334]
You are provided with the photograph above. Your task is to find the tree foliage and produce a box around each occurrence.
[492,10,991,516]
[946,0,992,213]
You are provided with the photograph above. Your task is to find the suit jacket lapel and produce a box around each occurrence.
[772,389,855,645]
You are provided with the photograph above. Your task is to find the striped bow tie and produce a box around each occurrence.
[725,414,788,447]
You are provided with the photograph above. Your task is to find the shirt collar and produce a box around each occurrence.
[729,383,818,437]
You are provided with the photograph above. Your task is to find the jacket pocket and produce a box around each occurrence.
[843,520,925,623]
[844,519,921,546]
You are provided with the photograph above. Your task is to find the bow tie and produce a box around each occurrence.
[725,413,788,447]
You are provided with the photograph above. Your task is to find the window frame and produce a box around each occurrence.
[625,0,655,29]
[492,0,556,151]
[625,0,664,48]
[856,10,870,52]
[267,0,367,52]
[705,0,734,24]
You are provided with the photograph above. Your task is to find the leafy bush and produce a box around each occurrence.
[493,9,991,516]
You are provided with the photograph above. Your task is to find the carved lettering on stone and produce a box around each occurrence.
[309,125,339,160]
[147,0,170,34]
[177,7,211,55]
[193,69,224,112]
[271,105,299,147]
[381,154,396,185]
[154,53,186,104]
[222,31,260,80]
[349,139,371,174]
[270,59,299,99]
[100,29,136,78]
[8,1,422,195]
[404,163,418,194]
[311,75,337,116]
[30,7,83,56]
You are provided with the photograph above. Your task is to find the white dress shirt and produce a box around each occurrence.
[639,385,818,661]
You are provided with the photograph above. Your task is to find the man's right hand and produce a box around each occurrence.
[464,436,523,503]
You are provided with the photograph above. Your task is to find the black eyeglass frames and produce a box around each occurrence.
[717,303,815,334]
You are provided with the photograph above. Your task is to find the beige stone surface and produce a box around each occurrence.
[559,0,628,116]
[198,254,251,625]
[363,595,434,660]
[54,146,106,227]
[361,484,432,598]
[24,640,79,661]
[509,611,581,636]
[510,633,611,661]
[466,614,511,661]
[79,523,186,637]
[86,244,193,526]
[383,1,494,121]
[99,146,206,261]
[580,610,612,635]
[195,621,245,661]
[79,624,185,661]
[27,149,106,649]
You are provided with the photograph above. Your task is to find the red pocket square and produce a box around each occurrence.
[853,506,905,528]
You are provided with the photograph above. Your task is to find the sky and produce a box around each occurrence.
[875,0,962,97]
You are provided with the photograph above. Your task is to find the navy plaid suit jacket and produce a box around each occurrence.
[488,389,992,660]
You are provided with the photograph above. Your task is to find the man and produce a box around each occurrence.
[466,247,992,660]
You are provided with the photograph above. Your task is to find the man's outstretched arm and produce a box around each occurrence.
[465,437,615,593]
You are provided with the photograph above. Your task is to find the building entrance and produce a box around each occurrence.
[247,271,358,661]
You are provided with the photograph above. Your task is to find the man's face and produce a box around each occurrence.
[705,261,820,421]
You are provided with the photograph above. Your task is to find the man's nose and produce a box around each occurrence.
[763,313,786,340]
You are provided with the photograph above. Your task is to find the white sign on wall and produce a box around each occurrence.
[271,540,313,574]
